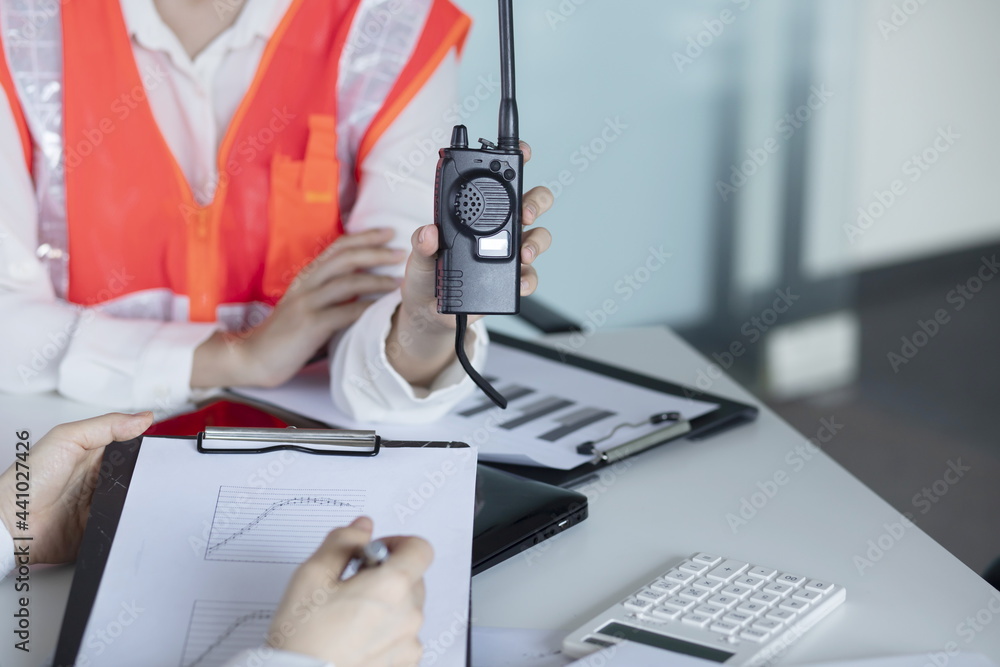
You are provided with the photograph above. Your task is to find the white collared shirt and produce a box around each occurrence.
[118,0,296,205]
[0,0,486,414]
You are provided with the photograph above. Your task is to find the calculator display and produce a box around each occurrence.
[595,622,735,662]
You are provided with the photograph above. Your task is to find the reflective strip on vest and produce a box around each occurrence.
[0,0,432,305]
[0,0,68,298]
[336,0,431,213]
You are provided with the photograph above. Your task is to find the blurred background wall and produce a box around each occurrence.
[455,0,1000,582]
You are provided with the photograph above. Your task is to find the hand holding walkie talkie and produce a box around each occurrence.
[432,0,552,409]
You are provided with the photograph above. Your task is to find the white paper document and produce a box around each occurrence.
[471,626,569,666]
[76,437,477,667]
[236,342,719,469]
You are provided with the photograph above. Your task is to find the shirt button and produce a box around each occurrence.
[36,243,65,259]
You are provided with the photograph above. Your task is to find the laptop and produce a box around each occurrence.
[472,465,588,574]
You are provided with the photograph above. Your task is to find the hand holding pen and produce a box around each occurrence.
[339,536,391,579]
[360,538,390,569]
[267,516,433,667]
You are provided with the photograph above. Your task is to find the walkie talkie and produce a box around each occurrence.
[435,0,522,409]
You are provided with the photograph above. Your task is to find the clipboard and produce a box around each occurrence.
[53,428,475,667]
[229,331,760,488]
[481,332,759,488]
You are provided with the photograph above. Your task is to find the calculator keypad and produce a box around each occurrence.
[619,554,842,646]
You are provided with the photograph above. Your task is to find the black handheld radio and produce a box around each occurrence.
[434,0,522,409]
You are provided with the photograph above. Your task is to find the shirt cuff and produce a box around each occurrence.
[330,289,489,423]
[58,312,219,411]
[134,321,221,411]
[221,647,332,667]
[0,519,14,580]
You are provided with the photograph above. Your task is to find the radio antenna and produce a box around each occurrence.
[497,0,519,149]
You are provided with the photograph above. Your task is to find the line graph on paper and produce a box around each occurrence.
[179,600,275,667]
[205,486,365,564]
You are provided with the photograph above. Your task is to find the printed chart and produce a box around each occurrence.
[456,381,619,441]
[179,600,274,667]
[205,486,365,564]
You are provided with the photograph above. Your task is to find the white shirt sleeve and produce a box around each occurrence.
[339,54,457,267]
[331,289,488,422]
[330,51,489,422]
[0,85,219,411]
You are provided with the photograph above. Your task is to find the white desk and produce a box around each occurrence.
[1,326,998,666]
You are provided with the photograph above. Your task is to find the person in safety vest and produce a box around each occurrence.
[0,412,433,666]
[0,0,553,420]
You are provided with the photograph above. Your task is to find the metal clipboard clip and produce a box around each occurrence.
[197,426,381,457]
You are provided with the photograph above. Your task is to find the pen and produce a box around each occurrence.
[343,539,389,580]
[360,539,389,569]
[593,419,691,464]
[575,411,683,456]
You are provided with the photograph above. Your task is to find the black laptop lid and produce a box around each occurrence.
[472,465,588,574]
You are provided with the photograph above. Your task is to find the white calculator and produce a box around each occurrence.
[563,552,846,666]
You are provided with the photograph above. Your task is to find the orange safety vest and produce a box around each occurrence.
[0,0,470,322]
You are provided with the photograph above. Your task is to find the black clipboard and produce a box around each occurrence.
[481,332,759,488]
[53,430,472,667]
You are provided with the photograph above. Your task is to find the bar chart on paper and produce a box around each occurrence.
[457,381,617,439]
[205,486,365,564]
[436,351,719,469]
[235,343,722,469]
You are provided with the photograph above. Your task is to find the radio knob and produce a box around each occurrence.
[450,125,469,148]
